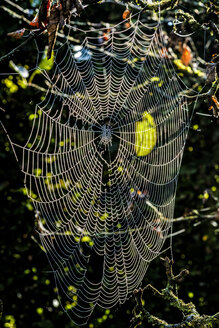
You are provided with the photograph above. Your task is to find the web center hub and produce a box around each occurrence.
[100,124,112,146]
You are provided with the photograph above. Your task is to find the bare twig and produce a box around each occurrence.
[3,0,31,15]
[0,5,31,24]
[0,32,36,64]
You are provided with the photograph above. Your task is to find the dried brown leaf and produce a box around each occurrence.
[206,63,217,84]
[39,0,51,28]
[47,6,60,59]
[7,28,26,39]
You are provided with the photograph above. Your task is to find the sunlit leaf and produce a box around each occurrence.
[135,112,156,157]
[29,47,54,83]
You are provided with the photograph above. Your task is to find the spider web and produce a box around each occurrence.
[9,12,192,325]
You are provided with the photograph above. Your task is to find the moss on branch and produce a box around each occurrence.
[137,0,179,11]
[130,257,219,328]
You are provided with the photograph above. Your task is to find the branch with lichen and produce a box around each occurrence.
[185,77,219,117]
[174,3,219,41]
[130,257,219,328]
[135,0,179,11]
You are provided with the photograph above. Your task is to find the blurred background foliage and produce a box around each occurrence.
[0,0,218,327]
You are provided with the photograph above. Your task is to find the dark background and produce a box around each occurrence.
[0,1,218,327]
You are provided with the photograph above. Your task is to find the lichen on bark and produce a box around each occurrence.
[130,257,219,328]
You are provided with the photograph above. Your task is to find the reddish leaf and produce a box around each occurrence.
[124,22,131,29]
[7,28,26,39]
[161,47,169,59]
[29,14,40,28]
[209,96,219,118]
[103,32,109,41]
[122,9,131,20]
[39,0,51,28]
[47,0,51,12]
[212,95,219,107]
[181,45,192,66]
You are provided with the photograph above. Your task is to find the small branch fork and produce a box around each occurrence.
[185,79,219,118]
[130,257,219,328]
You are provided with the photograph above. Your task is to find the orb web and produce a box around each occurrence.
[10,12,192,325]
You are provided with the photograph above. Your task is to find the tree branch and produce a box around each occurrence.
[138,0,179,11]
[130,257,219,328]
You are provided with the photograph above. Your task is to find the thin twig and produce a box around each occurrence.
[3,0,31,15]
[0,33,36,63]
[0,5,31,24]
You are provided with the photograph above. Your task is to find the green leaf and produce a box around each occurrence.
[135,112,156,157]
[29,47,54,84]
